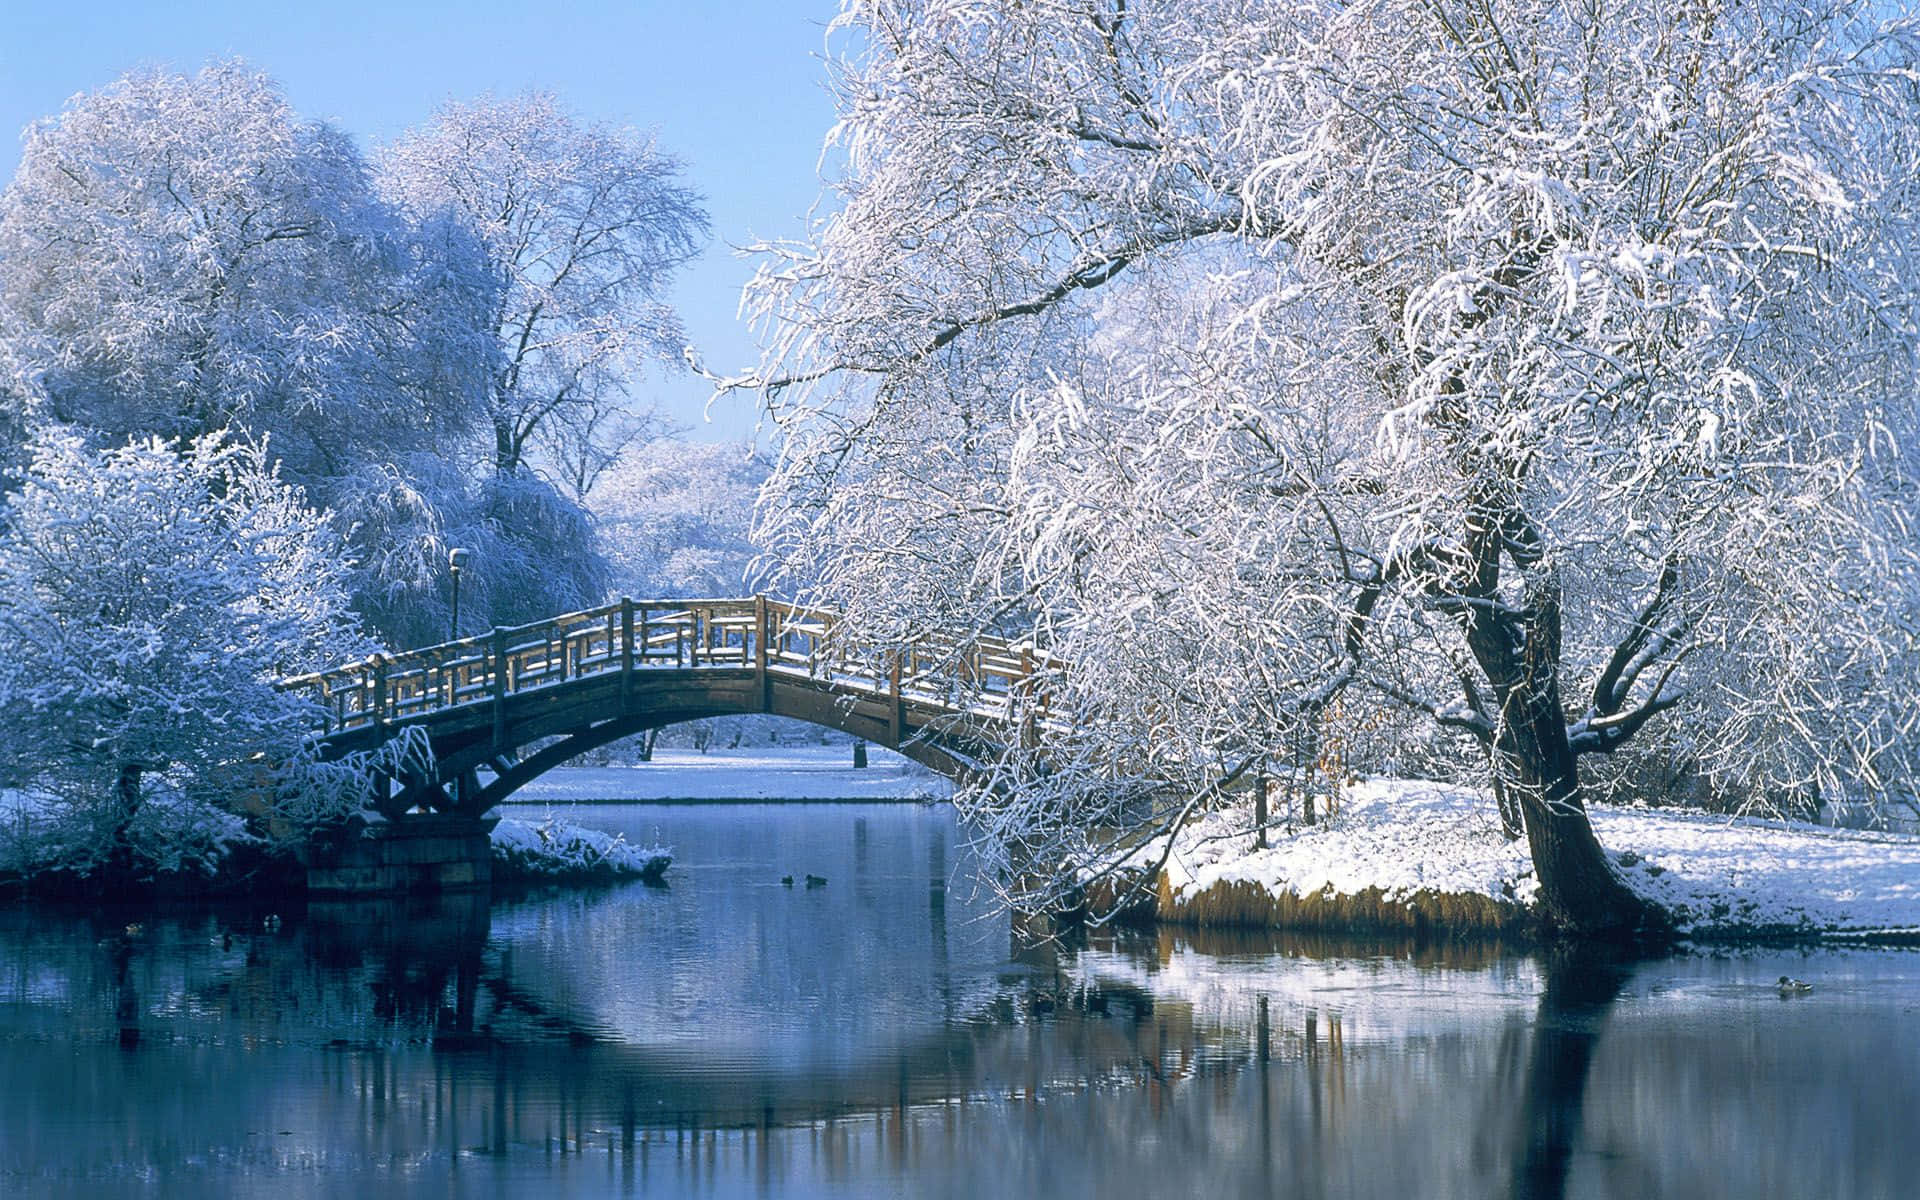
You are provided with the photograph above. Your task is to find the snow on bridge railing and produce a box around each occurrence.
[279,595,1056,736]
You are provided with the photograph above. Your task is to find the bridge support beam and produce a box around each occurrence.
[755,595,771,712]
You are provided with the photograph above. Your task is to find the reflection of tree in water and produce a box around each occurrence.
[107,930,140,1050]
[22,916,1710,1200]
[1509,947,1630,1200]
[6,900,1918,1195]
[0,902,1603,1193]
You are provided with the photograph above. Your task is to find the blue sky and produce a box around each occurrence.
[0,0,846,442]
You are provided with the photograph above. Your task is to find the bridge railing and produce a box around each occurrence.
[282,595,1052,736]
[759,600,1044,720]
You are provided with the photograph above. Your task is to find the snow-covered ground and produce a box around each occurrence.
[1153,779,1920,940]
[505,745,952,804]
[1592,803,1920,938]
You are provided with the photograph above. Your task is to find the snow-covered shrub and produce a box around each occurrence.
[329,460,610,648]
[274,725,436,842]
[475,467,607,628]
[326,454,475,648]
[491,813,670,884]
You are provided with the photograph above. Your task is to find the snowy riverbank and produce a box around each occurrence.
[505,746,952,804]
[1148,779,1920,942]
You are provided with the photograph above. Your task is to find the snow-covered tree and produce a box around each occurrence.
[0,430,370,881]
[593,438,772,598]
[0,60,491,488]
[0,64,668,648]
[0,61,507,647]
[372,92,712,640]
[380,91,709,482]
[742,0,1920,933]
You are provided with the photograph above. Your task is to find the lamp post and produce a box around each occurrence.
[448,547,471,643]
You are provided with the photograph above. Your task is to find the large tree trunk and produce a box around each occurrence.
[1497,677,1656,935]
[1487,729,1525,840]
[105,762,144,879]
[493,415,521,475]
[1460,510,1665,938]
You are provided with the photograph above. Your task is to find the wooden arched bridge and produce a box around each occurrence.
[283,596,1046,820]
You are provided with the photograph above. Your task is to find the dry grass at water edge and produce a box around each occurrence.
[1154,874,1536,938]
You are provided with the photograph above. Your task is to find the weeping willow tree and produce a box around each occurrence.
[739,0,1920,934]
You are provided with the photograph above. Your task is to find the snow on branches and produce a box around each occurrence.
[741,0,1920,931]
[380,91,709,484]
[0,430,370,879]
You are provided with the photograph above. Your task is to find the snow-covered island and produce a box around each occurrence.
[1136,780,1920,943]
[485,747,942,888]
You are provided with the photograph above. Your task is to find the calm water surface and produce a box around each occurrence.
[3,800,1917,1199]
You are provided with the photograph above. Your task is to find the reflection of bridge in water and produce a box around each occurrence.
[4,898,1906,1198]
[185,895,1383,1143]
[273,896,1537,1143]
[284,596,1049,818]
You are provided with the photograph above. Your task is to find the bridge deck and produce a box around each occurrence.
[283,596,1048,745]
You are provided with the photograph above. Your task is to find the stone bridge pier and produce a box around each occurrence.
[305,814,498,895]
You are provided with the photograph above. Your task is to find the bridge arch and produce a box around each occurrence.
[454,703,970,812]
[285,597,1035,817]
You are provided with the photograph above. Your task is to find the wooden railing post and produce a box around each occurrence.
[621,598,636,710]
[621,599,636,672]
[888,653,904,748]
[371,655,388,727]
[755,595,771,710]
[490,627,508,751]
